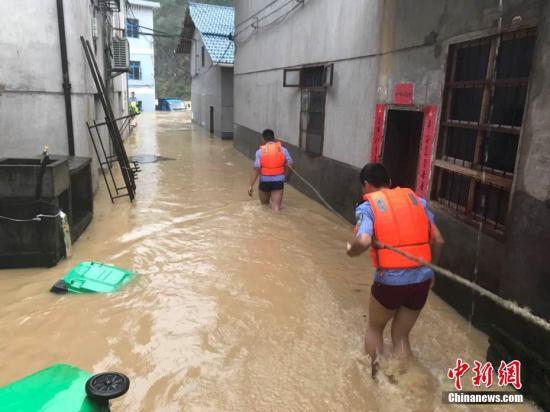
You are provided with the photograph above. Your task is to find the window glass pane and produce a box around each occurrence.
[306,133,323,155]
[444,127,476,163]
[300,130,307,150]
[126,18,139,38]
[308,113,324,134]
[481,132,519,173]
[129,61,140,80]
[300,112,308,131]
[437,170,470,209]
[302,66,324,87]
[309,90,326,112]
[454,43,490,81]
[496,34,536,79]
[450,88,483,121]
[474,183,509,227]
[284,69,300,86]
[490,86,527,127]
[301,90,309,111]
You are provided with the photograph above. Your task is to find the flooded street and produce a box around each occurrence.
[0,113,537,411]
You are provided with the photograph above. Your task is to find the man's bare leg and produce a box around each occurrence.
[390,306,421,361]
[259,190,270,205]
[269,189,284,212]
[365,295,395,379]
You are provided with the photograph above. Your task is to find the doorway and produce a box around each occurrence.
[209,106,214,133]
[382,109,424,190]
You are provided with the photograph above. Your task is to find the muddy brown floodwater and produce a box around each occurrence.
[0,113,538,411]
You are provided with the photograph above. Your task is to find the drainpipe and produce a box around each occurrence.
[56,0,75,156]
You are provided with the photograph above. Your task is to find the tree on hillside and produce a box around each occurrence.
[153,0,234,99]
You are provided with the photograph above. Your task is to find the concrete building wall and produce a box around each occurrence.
[235,0,384,167]
[128,0,159,112]
[221,67,234,138]
[189,30,233,139]
[0,0,128,189]
[234,3,550,397]
[499,1,550,317]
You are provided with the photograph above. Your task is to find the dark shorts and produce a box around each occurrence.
[371,279,431,311]
[259,181,284,192]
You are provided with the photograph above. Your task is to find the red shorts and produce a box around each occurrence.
[371,279,431,310]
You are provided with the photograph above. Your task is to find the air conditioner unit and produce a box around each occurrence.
[111,38,129,72]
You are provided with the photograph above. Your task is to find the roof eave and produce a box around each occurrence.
[176,9,195,54]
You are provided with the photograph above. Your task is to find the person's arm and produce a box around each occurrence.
[283,147,293,182]
[347,233,372,257]
[248,168,259,197]
[249,151,261,196]
[430,223,445,264]
[347,202,374,257]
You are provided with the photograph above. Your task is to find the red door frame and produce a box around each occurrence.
[370,104,438,198]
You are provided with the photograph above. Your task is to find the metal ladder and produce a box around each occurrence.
[81,36,139,202]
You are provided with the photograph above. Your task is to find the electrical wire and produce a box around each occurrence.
[233,0,303,42]
[137,24,175,36]
[234,0,281,29]
[233,0,295,38]
[215,40,234,64]
[234,1,300,46]
[0,211,62,223]
[137,31,182,38]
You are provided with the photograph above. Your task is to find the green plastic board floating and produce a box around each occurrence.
[0,364,130,411]
[51,261,135,294]
[0,364,101,412]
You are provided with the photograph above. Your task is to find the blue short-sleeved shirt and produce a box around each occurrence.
[355,195,435,285]
[254,142,294,182]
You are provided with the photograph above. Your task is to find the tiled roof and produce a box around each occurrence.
[188,1,234,65]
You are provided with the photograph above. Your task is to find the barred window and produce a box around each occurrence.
[432,28,536,237]
[299,67,327,156]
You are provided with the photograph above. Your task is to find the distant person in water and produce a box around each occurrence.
[346,163,445,379]
[248,129,293,212]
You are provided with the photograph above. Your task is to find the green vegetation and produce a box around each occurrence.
[153,0,234,99]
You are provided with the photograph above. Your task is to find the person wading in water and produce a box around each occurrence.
[248,129,293,212]
[346,163,445,379]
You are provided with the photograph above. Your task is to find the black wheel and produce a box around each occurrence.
[85,372,130,402]
[50,279,69,294]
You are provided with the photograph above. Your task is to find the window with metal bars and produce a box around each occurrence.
[299,67,327,156]
[432,28,536,237]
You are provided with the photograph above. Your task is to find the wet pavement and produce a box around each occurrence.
[0,113,538,411]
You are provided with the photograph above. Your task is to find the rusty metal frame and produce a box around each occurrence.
[432,28,537,237]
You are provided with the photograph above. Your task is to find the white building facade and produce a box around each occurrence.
[0,0,129,188]
[127,0,160,112]
[176,2,234,138]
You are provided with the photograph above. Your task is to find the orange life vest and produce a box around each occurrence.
[259,142,286,176]
[363,188,432,270]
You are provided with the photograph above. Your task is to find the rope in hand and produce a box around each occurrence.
[287,164,550,332]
